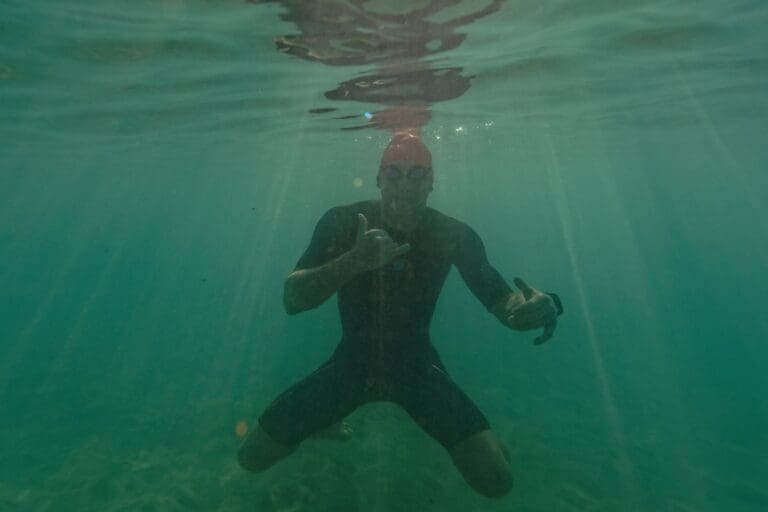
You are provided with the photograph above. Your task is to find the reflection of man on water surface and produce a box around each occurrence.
[238,133,563,498]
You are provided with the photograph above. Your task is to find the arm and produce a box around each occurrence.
[283,213,410,315]
[283,251,362,315]
[455,224,562,344]
[454,224,515,318]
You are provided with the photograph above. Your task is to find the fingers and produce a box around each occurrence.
[534,318,557,345]
[351,215,409,269]
[506,296,541,323]
[510,299,557,344]
[366,228,391,239]
[507,305,548,330]
[513,276,535,301]
[506,295,557,338]
[390,243,411,259]
[379,242,410,267]
[356,214,368,239]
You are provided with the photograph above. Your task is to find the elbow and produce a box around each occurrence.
[282,274,305,315]
[284,298,314,316]
[283,296,302,316]
[282,288,300,316]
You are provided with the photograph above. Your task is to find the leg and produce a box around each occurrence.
[448,429,513,499]
[237,358,362,473]
[311,420,353,441]
[396,362,512,498]
[237,424,296,473]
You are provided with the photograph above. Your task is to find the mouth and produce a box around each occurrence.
[388,197,423,213]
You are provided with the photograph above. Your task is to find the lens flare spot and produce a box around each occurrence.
[235,420,248,437]
[353,177,363,188]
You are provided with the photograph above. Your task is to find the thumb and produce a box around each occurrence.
[356,214,368,240]
[513,277,535,301]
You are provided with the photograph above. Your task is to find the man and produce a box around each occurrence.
[238,132,563,499]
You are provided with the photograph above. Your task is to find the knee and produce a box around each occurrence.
[467,464,513,499]
[237,425,294,473]
[449,430,514,499]
[237,445,270,473]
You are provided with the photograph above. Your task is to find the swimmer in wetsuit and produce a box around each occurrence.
[238,132,563,499]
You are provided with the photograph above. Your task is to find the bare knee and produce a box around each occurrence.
[467,464,513,499]
[237,444,271,473]
[237,425,294,473]
[449,430,513,499]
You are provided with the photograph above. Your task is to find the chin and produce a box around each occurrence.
[389,199,418,212]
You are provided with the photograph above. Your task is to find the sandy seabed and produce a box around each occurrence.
[3,392,761,512]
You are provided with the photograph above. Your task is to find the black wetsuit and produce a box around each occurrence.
[256,200,514,449]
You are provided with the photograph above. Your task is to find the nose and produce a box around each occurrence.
[396,177,419,193]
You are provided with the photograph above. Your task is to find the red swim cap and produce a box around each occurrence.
[379,131,432,169]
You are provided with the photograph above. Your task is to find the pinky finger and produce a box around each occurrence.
[534,320,556,345]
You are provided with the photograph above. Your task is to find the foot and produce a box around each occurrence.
[312,421,353,442]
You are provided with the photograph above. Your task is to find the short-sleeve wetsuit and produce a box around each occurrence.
[257,200,514,449]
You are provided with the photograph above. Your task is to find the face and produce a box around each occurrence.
[376,160,433,215]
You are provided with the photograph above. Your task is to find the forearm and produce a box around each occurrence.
[283,251,362,315]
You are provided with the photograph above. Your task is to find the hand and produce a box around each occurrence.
[506,277,558,345]
[348,214,410,272]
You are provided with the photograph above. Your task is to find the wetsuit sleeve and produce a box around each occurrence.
[454,225,513,311]
[294,207,353,271]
